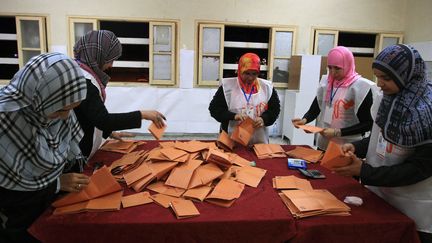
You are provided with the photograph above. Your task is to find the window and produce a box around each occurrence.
[197,22,296,88]
[0,15,48,81]
[312,28,403,81]
[69,17,178,86]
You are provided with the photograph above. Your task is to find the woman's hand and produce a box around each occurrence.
[332,153,363,177]
[341,143,356,156]
[321,128,341,138]
[234,113,248,122]
[60,173,90,192]
[110,131,135,141]
[253,117,265,128]
[291,118,306,128]
[141,110,166,128]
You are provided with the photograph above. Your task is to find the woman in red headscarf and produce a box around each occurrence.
[292,46,377,150]
[209,53,280,144]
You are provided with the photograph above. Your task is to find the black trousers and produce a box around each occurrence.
[0,182,57,243]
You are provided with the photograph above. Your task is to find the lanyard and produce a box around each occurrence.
[330,82,343,105]
[241,86,254,105]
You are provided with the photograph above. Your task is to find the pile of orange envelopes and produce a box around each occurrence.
[285,146,323,163]
[272,174,350,218]
[278,189,351,218]
[253,143,287,159]
[54,136,268,219]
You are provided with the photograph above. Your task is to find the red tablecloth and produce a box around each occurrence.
[29,141,420,243]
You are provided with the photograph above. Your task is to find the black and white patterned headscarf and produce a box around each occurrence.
[73,30,122,86]
[0,53,87,191]
[373,44,432,147]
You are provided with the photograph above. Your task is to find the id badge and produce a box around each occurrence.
[245,104,255,118]
[376,132,387,158]
[323,105,333,124]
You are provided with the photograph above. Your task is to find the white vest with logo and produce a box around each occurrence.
[222,77,273,145]
[365,94,432,233]
[316,75,376,150]
[80,68,105,159]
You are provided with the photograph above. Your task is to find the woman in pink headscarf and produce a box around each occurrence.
[292,46,377,150]
[209,53,280,145]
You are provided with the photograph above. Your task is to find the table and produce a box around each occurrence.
[29,141,420,243]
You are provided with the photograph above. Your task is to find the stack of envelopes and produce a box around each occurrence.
[51,166,123,215]
[253,144,287,159]
[278,189,350,218]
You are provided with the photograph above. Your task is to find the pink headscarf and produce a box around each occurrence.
[325,46,361,102]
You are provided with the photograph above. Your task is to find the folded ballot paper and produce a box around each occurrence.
[52,166,123,215]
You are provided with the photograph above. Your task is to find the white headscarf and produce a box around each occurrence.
[0,53,87,191]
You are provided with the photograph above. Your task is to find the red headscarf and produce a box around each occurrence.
[237,53,260,94]
[325,46,361,102]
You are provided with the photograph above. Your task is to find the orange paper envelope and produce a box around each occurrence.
[165,159,203,189]
[121,192,153,208]
[147,181,185,197]
[216,130,235,151]
[182,185,212,202]
[123,162,152,186]
[148,122,166,140]
[150,193,178,208]
[206,149,232,168]
[286,147,323,163]
[235,166,267,188]
[188,163,224,189]
[320,141,352,170]
[53,191,123,215]
[231,117,255,146]
[174,140,210,153]
[206,178,245,201]
[52,166,122,207]
[99,140,138,153]
[170,199,200,219]
[297,125,324,133]
[160,147,189,161]
[272,175,313,190]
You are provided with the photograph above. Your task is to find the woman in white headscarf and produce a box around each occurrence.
[334,44,432,243]
[0,53,87,242]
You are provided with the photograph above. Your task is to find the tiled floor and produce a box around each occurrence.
[130,133,290,145]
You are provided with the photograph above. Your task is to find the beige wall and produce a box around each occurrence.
[2,0,420,54]
[405,0,432,43]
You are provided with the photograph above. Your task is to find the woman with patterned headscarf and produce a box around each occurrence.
[0,53,87,242]
[292,46,377,150]
[72,30,166,162]
[334,44,432,243]
[209,52,280,144]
